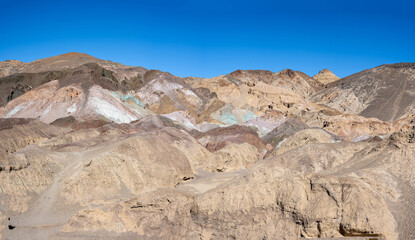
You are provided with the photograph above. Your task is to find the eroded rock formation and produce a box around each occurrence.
[0,53,414,240]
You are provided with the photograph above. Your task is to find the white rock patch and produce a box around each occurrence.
[90,97,138,124]
[6,105,24,118]
[42,105,52,116]
[181,89,197,97]
[67,104,77,114]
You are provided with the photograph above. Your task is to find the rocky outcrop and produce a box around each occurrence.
[0,60,24,78]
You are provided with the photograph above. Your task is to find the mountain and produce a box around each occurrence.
[0,52,97,77]
[312,69,340,85]
[0,53,219,125]
[0,53,415,240]
[313,63,415,121]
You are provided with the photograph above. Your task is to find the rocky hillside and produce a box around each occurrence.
[0,53,414,240]
[313,63,415,121]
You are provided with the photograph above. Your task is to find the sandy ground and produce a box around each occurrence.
[5,157,247,239]
[7,152,85,240]
[176,168,245,195]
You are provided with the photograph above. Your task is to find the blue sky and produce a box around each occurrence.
[0,0,414,78]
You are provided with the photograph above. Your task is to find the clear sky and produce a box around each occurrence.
[1,0,414,78]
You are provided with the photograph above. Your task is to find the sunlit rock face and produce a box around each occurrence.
[313,69,340,85]
[0,53,414,240]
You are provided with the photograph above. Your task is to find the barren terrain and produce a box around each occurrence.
[0,53,414,239]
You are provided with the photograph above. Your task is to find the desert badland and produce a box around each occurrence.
[0,53,414,240]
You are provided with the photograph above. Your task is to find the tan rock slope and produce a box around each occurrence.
[0,53,414,240]
[313,69,340,85]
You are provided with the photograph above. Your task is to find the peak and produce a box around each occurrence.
[280,69,295,72]
[315,68,337,77]
[28,52,99,65]
[29,52,98,64]
[56,52,97,59]
[229,69,244,75]
[313,69,340,85]
[1,60,24,65]
[276,69,296,78]
[318,69,333,74]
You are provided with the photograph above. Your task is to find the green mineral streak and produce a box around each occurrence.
[242,111,257,122]
[111,92,144,107]
[220,108,238,125]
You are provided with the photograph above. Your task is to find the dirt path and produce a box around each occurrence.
[6,152,246,239]
[8,152,84,240]
[176,168,245,195]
